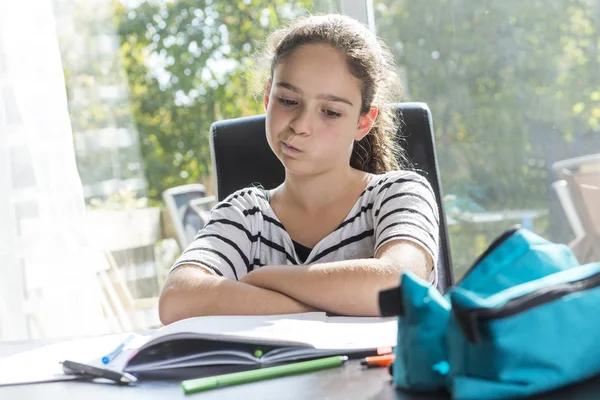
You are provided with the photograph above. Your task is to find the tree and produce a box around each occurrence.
[374,0,600,271]
[113,0,600,272]
[374,0,600,210]
[114,0,315,201]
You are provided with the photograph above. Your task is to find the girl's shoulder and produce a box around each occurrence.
[363,169,439,219]
[211,186,271,216]
[367,169,433,193]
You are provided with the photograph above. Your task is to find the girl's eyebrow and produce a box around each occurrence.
[275,81,354,107]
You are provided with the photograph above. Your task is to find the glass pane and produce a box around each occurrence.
[374,1,600,278]
[47,0,340,336]
[9,145,36,190]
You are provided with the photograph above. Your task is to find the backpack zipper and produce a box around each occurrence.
[452,270,600,343]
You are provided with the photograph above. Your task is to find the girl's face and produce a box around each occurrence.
[264,43,376,177]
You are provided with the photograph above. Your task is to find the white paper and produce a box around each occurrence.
[0,332,147,386]
[152,312,327,338]
[143,312,396,351]
[146,312,328,348]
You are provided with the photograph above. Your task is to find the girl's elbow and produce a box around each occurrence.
[158,284,210,325]
[158,265,217,324]
[158,287,183,325]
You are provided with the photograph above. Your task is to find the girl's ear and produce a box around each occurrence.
[264,79,272,112]
[355,106,378,141]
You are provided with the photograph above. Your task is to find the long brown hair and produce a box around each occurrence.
[257,14,408,173]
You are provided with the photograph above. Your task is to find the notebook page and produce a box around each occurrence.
[142,312,328,349]
[242,317,397,350]
[316,316,397,349]
[140,313,395,353]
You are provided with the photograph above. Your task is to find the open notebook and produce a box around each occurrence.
[0,313,396,386]
[123,312,396,373]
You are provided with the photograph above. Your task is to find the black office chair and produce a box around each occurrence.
[209,102,454,292]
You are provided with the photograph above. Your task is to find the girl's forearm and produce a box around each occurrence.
[159,265,317,325]
[240,260,402,317]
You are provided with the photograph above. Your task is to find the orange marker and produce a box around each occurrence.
[360,354,396,368]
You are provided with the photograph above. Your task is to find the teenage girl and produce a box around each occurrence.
[159,14,439,324]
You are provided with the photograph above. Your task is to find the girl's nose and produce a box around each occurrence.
[289,107,313,136]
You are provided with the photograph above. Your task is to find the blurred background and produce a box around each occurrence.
[1,0,598,341]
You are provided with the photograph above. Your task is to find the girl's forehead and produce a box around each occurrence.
[273,44,361,101]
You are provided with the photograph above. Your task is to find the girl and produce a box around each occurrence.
[159,14,439,324]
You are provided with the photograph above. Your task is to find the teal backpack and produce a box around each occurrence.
[379,227,600,399]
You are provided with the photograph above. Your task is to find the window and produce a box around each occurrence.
[54,0,339,338]
[2,0,597,340]
[374,0,600,277]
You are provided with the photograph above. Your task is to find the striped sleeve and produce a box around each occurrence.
[373,171,440,268]
[170,193,256,281]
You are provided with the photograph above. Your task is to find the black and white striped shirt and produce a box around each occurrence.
[171,170,440,283]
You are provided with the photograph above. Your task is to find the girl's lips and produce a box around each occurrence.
[282,141,301,153]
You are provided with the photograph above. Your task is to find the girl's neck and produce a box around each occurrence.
[275,167,372,214]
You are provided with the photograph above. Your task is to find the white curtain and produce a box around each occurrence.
[0,0,106,340]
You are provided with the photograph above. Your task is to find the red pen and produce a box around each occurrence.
[360,354,396,368]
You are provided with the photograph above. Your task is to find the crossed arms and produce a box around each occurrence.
[158,240,432,325]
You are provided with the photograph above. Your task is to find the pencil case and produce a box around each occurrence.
[379,270,451,391]
[457,226,580,296]
[448,260,600,400]
[379,227,582,396]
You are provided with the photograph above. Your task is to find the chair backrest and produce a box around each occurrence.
[162,184,208,250]
[209,102,454,292]
[551,180,585,239]
[553,155,600,237]
[553,154,600,263]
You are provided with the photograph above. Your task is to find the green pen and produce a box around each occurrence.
[182,355,348,395]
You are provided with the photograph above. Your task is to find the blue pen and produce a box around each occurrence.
[102,334,136,365]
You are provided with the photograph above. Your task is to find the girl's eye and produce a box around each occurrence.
[323,109,342,118]
[278,97,297,106]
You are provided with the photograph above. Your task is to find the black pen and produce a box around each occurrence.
[60,360,137,385]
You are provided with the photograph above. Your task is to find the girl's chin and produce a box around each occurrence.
[279,160,330,178]
[278,160,310,175]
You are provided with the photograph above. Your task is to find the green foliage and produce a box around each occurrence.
[112,0,599,275]
[115,0,600,205]
[114,0,315,201]
[373,0,600,274]
[374,0,600,211]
